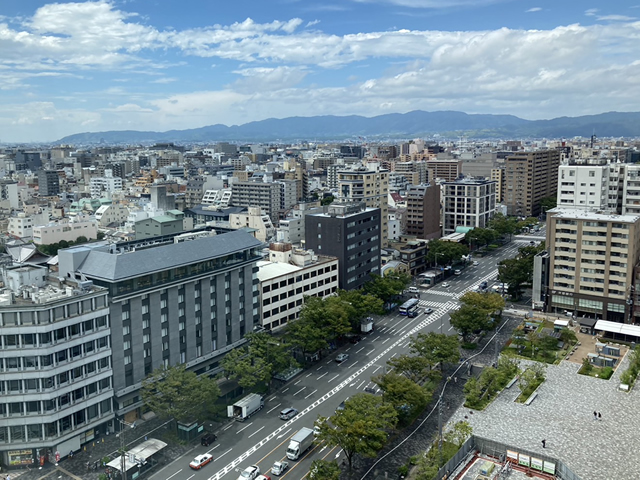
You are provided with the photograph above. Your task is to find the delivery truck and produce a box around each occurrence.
[227,393,264,422]
[286,427,314,460]
[361,317,374,334]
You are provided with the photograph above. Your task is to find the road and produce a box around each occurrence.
[149,240,530,480]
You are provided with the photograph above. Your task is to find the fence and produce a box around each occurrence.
[434,436,583,480]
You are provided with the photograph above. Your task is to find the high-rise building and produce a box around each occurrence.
[442,178,496,235]
[394,161,428,185]
[305,203,381,290]
[405,184,441,240]
[504,149,561,217]
[337,164,389,247]
[491,167,505,203]
[544,208,640,322]
[426,158,462,183]
[38,170,60,197]
[57,230,263,419]
[557,164,611,212]
[231,181,282,223]
[0,265,113,466]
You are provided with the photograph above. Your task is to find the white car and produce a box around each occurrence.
[271,461,289,476]
[336,353,349,363]
[238,465,261,480]
[473,261,479,266]
[189,453,213,470]
[441,282,451,288]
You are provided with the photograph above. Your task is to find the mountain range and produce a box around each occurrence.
[57,110,640,144]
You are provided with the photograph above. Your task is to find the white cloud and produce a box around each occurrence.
[526,7,542,13]
[597,15,636,21]
[585,8,598,16]
[151,77,178,84]
[351,0,508,8]
[306,20,321,27]
[231,66,309,93]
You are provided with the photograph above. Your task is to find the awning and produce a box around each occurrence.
[107,438,167,473]
[595,320,640,339]
[579,318,597,328]
[554,320,569,328]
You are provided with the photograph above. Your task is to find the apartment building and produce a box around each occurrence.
[8,210,50,240]
[230,181,282,223]
[257,243,338,331]
[89,174,123,199]
[37,170,60,197]
[426,158,462,182]
[57,229,263,419]
[337,164,389,247]
[557,164,611,211]
[545,208,640,322]
[504,149,560,217]
[305,203,381,290]
[394,161,428,185]
[491,167,505,203]
[0,266,113,467]
[33,216,98,245]
[229,207,275,242]
[405,184,441,240]
[442,178,496,235]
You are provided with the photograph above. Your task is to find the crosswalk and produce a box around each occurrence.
[419,299,448,308]
[425,290,458,298]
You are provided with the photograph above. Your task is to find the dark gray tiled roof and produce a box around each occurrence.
[77,230,262,281]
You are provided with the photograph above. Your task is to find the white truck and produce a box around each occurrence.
[228,393,264,422]
[286,427,315,460]
[361,317,374,334]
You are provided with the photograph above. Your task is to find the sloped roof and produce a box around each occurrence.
[76,230,263,281]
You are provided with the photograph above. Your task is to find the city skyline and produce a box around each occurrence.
[1,0,640,142]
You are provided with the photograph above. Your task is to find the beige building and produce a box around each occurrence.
[491,167,505,203]
[257,243,339,330]
[8,210,50,239]
[426,158,462,182]
[32,216,98,245]
[338,164,389,247]
[545,208,640,322]
[229,206,276,242]
[504,149,560,217]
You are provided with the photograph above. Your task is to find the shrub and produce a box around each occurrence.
[600,367,614,380]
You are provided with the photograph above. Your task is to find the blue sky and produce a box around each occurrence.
[1,0,640,142]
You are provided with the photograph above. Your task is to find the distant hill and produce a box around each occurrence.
[57,110,640,144]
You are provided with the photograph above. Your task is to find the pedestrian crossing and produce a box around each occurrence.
[419,300,448,308]
[425,290,458,298]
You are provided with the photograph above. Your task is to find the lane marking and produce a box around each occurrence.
[214,448,232,462]
[355,347,365,353]
[266,403,282,414]
[381,338,390,345]
[328,374,339,382]
[277,428,292,439]
[305,389,318,399]
[316,366,323,371]
[248,426,265,439]
[294,380,301,385]
[223,423,234,431]
[317,372,327,380]
[306,373,312,377]
[206,445,220,454]
[281,388,289,393]
[166,469,182,480]
[236,422,253,434]
[293,387,306,395]
[357,380,366,389]
[367,349,375,355]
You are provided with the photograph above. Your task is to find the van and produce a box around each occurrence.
[454,269,462,276]
[408,287,419,294]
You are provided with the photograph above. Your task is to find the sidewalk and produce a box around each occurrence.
[9,416,203,480]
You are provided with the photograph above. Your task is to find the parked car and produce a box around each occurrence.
[279,407,298,420]
[256,475,271,480]
[365,387,377,394]
[336,353,349,363]
[336,397,349,412]
[271,461,289,476]
[190,454,213,470]
[238,465,261,480]
[200,433,217,446]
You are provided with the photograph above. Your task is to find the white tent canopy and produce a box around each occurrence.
[107,438,167,473]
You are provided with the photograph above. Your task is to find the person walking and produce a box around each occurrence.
[598,412,602,421]
[541,439,546,449]
[593,411,598,421]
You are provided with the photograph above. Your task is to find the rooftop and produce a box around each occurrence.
[549,208,640,223]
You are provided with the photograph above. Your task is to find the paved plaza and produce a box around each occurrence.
[447,353,640,480]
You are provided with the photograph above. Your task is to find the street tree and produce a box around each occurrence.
[425,240,469,266]
[498,258,531,299]
[387,354,431,383]
[245,331,298,377]
[309,460,341,480]
[487,213,518,238]
[410,332,460,371]
[372,372,430,416]
[141,364,221,424]
[316,393,397,469]
[363,272,411,303]
[540,196,557,213]
[444,420,473,448]
[460,291,505,316]
[449,305,494,342]
[285,316,328,356]
[220,346,272,390]
[464,228,497,250]
[336,289,384,328]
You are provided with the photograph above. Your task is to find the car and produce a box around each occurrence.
[238,465,261,480]
[200,433,217,446]
[454,269,462,275]
[256,475,271,480]
[408,308,420,318]
[424,308,433,314]
[349,335,362,344]
[364,387,377,394]
[336,353,349,363]
[473,261,479,266]
[279,407,298,420]
[479,281,488,290]
[271,461,289,476]
[441,282,451,288]
[336,397,349,412]
[407,286,420,294]
[190,454,213,470]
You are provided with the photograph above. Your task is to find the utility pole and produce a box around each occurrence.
[438,393,443,467]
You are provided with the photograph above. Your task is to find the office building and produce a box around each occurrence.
[442,178,496,235]
[305,203,381,290]
[231,181,282,223]
[426,158,462,182]
[405,184,441,240]
[504,149,561,217]
[33,216,98,245]
[89,173,123,199]
[57,230,263,419]
[545,208,640,322]
[394,161,428,186]
[0,265,113,467]
[38,170,60,197]
[491,167,505,203]
[337,164,389,247]
[257,243,338,331]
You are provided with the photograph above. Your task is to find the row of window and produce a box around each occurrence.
[0,298,107,327]
[0,337,109,371]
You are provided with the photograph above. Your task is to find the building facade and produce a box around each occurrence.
[442,178,496,235]
[230,181,282,223]
[38,170,60,197]
[57,230,263,420]
[305,203,381,290]
[426,158,462,182]
[33,217,98,245]
[257,243,338,331]
[405,184,441,240]
[557,164,610,211]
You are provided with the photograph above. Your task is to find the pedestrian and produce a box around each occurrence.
[598,412,602,421]
[593,411,597,421]
[541,439,546,449]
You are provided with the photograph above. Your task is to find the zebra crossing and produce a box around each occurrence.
[425,290,458,298]
[419,299,447,308]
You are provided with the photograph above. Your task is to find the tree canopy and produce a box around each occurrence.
[372,372,430,417]
[464,228,497,249]
[309,460,341,480]
[449,305,493,341]
[363,272,411,303]
[540,196,557,213]
[487,213,518,237]
[426,240,469,266]
[409,332,460,371]
[498,242,545,299]
[315,393,397,469]
[141,364,221,424]
[387,354,432,383]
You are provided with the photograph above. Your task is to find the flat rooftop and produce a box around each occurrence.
[549,208,640,223]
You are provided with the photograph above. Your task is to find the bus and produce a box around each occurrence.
[399,298,420,317]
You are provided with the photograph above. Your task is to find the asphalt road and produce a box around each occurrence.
[148,241,529,480]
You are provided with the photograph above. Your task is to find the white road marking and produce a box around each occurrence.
[328,374,339,382]
[305,389,318,399]
[206,445,220,454]
[294,380,302,385]
[381,338,390,345]
[214,448,232,462]
[293,387,306,396]
[372,365,383,374]
[316,366,323,371]
[357,380,366,389]
[236,422,253,434]
[248,426,265,438]
[277,428,292,439]
[350,361,358,368]
[281,388,289,393]
[367,349,375,355]
[223,423,234,431]
[266,403,282,414]
[355,347,365,353]
[306,373,312,377]
[317,372,328,380]
[166,469,183,480]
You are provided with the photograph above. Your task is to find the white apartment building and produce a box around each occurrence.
[442,178,496,235]
[229,207,276,243]
[90,172,123,199]
[557,164,611,211]
[8,211,50,240]
[257,243,339,330]
[94,204,129,228]
[201,189,232,207]
[33,216,98,245]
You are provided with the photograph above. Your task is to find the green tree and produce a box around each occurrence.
[410,332,460,372]
[449,305,493,342]
[559,328,577,345]
[141,364,221,424]
[540,196,557,213]
[316,393,397,469]
[459,291,505,317]
[321,195,335,206]
[363,272,411,303]
[426,240,469,266]
[220,346,272,390]
[336,289,384,328]
[309,460,341,480]
[285,316,328,356]
[444,420,473,448]
[518,363,546,394]
[372,372,430,416]
[387,354,431,383]
[487,213,518,238]
[498,258,530,299]
[245,331,297,377]
[465,228,497,250]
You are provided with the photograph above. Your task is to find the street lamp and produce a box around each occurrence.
[116,419,136,480]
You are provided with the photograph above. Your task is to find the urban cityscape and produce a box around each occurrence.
[2,2,640,480]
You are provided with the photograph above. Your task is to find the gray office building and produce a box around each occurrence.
[305,203,381,290]
[58,230,263,419]
[38,170,60,197]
